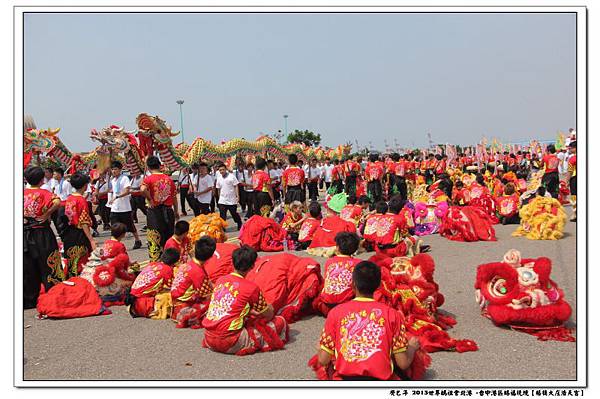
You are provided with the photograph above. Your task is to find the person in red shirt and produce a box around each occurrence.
[313,232,362,316]
[282,154,306,205]
[314,261,420,380]
[340,195,363,226]
[331,159,344,194]
[202,245,289,355]
[171,236,215,329]
[141,156,179,261]
[494,182,520,225]
[281,201,306,248]
[308,193,357,257]
[164,220,191,264]
[541,144,560,199]
[389,153,408,201]
[23,166,63,308]
[365,153,384,203]
[344,156,361,198]
[127,248,178,319]
[252,158,275,216]
[101,222,128,259]
[62,173,96,278]
[451,180,470,205]
[568,141,577,221]
[297,201,322,250]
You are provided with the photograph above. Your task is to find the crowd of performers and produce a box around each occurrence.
[23,139,577,380]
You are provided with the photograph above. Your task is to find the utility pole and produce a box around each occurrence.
[176,100,184,143]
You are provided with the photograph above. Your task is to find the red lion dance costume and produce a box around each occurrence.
[475,249,574,341]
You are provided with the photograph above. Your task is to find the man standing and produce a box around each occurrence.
[234,159,248,214]
[177,167,193,217]
[306,158,321,202]
[130,170,147,224]
[141,156,179,260]
[242,163,256,218]
[541,144,560,199]
[94,171,111,231]
[252,158,275,216]
[216,163,243,231]
[568,141,577,222]
[268,160,282,202]
[50,167,73,234]
[282,154,306,205]
[191,162,214,216]
[108,161,142,250]
[322,158,334,191]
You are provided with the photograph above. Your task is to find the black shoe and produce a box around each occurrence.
[132,240,142,250]
[92,230,99,237]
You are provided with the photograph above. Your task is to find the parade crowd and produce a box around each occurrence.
[23,135,577,380]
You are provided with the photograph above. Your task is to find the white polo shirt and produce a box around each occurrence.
[51,178,73,201]
[216,172,239,206]
[193,173,214,204]
[109,174,132,213]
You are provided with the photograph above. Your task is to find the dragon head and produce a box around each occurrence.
[90,125,133,153]
[24,128,60,154]
[136,113,180,145]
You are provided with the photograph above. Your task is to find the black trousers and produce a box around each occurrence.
[332,179,344,194]
[367,180,383,203]
[345,175,357,197]
[130,195,147,223]
[23,222,62,308]
[570,176,577,196]
[244,191,256,217]
[238,187,248,212]
[325,182,331,190]
[542,171,560,199]
[218,204,243,227]
[179,187,195,214]
[197,202,211,215]
[255,192,273,216]
[87,201,98,230]
[308,181,319,201]
[96,197,111,227]
[146,205,175,261]
[62,225,92,278]
[285,186,305,204]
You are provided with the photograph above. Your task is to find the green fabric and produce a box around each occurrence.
[327,193,348,213]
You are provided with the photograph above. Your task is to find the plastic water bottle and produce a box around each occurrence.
[283,237,289,252]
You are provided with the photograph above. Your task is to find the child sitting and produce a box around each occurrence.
[281,201,306,248]
[101,223,128,259]
[202,245,289,355]
[312,232,362,316]
[164,220,191,263]
[127,248,179,319]
[297,201,322,250]
[495,182,521,225]
[308,193,357,257]
[340,195,362,226]
[312,261,421,380]
[171,237,216,329]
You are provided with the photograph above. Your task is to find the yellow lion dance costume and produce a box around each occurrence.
[512,196,567,240]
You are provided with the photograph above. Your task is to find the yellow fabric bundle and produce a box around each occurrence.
[512,197,567,240]
[188,213,228,244]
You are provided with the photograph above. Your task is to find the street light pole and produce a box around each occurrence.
[283,114,289,137]
[176,99,185,143]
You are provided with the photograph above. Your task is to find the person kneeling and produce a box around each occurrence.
[202,245,289,355]
[127,248,179,319]
[170,237,216,329]
[311,261,421,380]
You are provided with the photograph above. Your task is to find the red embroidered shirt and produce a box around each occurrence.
[320,256,362,305]
[298,216,320,242]
[171,258,213,303]
[542,154,560,173]
[202,272,269,338]
[320,298,408,380]
[142,173,177,207]
[164,236,191,263]
[365,162,384,181]
[203,243,236,284]
[64,194,92,229]
[130,261,174,297]
[102,239,127,259]
[340,204,363,224]
[24,188,59,219]
[252,170,271,192]
[282,167,305,187]
[308,215,357,249]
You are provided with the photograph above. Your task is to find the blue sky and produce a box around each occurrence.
[24,12,576,152]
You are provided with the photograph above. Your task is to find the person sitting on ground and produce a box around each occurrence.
[202,245,289,355]
[340,195,362,226]
[170,237,215,329]
[127,248,179,319]
[312,232,362,316]
[307,193,357,257]
[451,180,469,205]
[281,200,306,248]
[362,200,389,251]
[495,182,521,225]
[312,260,421,380]
[101,223,128,259]
[356,195,374,234]
[297,201,322,251]
[164,220,191,263]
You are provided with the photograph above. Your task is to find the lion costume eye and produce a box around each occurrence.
[488,277,508,297]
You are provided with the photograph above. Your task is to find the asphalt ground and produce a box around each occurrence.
[22,198,578,381]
